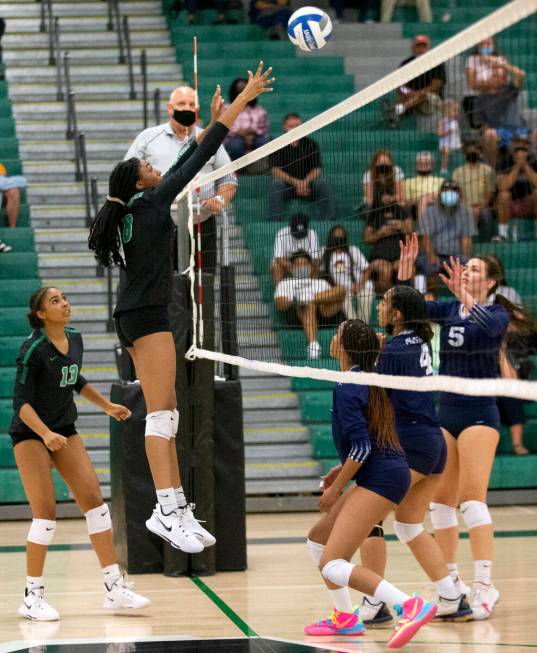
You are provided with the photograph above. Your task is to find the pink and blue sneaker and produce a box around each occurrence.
[304,608,366,636]
[387,596,437,649]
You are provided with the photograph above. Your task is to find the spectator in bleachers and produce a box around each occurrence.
[478,58,537,169]
[388,35,445,126]
[169,0,236,25]
[250,0,291,40]
[124,85,237,273]
[362,149,405,209]
[330,0,380,22]
[495,138,537,242]
[320,224,374,321]
[403,151,444,220]
[466,37,506,96]
[417,179,475,278]
[224,78,270,160]
[364,203,412,294]
[437,99,461,175]
[452,141,495,240]
[268,113,335,221]
[380,0,432,23]
[0,162,27,253]
[270,212,321,285]
[274,250,346,360]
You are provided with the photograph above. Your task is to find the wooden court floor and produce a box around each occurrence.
[1,506,536,652]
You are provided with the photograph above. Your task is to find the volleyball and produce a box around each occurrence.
[287,6,333,52]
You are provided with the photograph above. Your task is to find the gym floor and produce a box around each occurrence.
[1,507,536,652]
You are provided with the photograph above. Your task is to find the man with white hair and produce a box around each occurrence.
[125,85,237,272]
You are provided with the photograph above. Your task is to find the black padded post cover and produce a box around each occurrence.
[110,381,163,573]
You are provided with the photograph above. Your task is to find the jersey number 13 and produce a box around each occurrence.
[60,364,79,387]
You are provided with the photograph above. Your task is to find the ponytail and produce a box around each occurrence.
[88,158,140,268]
[341,319,400,451]
[27,286,55,330]
[390,285,433,343]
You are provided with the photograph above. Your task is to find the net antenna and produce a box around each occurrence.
[183,0,537,399]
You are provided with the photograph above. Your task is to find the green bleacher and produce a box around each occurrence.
[0,74,69,504]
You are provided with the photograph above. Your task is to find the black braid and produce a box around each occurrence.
[88,158,140,268]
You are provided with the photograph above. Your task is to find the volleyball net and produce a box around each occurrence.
[182,0,537,400]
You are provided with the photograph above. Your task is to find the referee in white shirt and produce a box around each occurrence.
[125,86,237,273]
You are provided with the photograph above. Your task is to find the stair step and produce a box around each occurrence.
[243,408,301,424]
[245,458,319,480]
[5,16,167,32]
[1,2,162,18]
[246,478,320,495]
[5,31,173,48]
[5,46,174,66]
[7,62,179,81]
[10,82,177,103]
[243,391,297,410]
[244,424,309,444]
[244,443,312,460]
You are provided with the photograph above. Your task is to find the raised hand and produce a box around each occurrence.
[209,84,224,125]
[398,232,419,281]
[439,256,464,298]
[239,61,275,104]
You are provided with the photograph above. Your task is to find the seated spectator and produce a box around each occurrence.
[270,212,321,285]
[466,37,507,95]
[274,250,346,360]
[381,0,432,23]
[417,179,475,278]
[249,0,291,40]
[224,78,270,161]
[437,99,461,174]
[362,149,405,209]
[404,151,444,219]
[478,59,537,168]
[388,35,445,126]
[0,162,26,228]
[320,224,374,322]
[452,141,495,240]
[171,0,236,25]
[495,138,537,242]
[364,203,412,294]
[269,113,335,221]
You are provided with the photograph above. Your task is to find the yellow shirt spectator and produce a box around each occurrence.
[452,162,495,207]
[404,174,445,202]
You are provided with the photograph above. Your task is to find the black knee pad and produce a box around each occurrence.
[368,521,384,538]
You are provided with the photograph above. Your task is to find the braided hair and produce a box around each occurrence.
[88,158,140,268]
[340,319,400,451]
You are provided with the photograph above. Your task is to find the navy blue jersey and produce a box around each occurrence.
[377,331,440,429]
[332,369,404,470]
[427,300,509,403]
[10,328,88,435]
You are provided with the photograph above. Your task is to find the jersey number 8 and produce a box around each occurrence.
[60,364,79,387]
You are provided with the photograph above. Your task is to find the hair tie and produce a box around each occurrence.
[107,195,126,206]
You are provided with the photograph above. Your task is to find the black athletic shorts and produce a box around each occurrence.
[497,396,526,426]
[10,423,78,447]
[115,305,171,348]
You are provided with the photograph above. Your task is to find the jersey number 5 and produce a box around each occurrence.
[60,364,79,387]
[448,326,465,348]
[420,344,433,375]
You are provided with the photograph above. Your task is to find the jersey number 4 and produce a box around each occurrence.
[448,326,465,348]
[420,344,433,375]
[60,364,79,387]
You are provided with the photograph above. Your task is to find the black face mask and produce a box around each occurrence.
[376,164,392,176]
[416,170,432,176]
[331,236,347,249]
[173,109,196,126]
[465,152,480,163]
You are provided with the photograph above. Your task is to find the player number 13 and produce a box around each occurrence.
[448,326,465,347]
[60,364,79,387]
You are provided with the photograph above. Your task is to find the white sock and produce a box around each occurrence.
[26,575,43,592]
[447,562,459,582]
[364,594,382,606]
[329,588,353,612]
[474,560,492,585]
[156,488,178,515]
[174,486,187,508]
[103,563,121,588]
[434,575,459,600]
[498,223,508,238]
[373,579,409,608]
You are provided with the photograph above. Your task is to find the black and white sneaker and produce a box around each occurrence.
[146,503,204,553]
[0,240,13,253]
[360,597,393,626]
[18,587,59,621]
[435,594,473,621]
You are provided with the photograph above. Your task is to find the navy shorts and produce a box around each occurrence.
[115,305,171,348]
[438,400,500,438]
[355,456,411,505]
[398,426,447,476]
[10,423,77,447]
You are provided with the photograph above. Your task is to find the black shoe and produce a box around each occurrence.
[361,600,393,627]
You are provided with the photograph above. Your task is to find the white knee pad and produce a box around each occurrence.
[145,410,174,439]
[393,520,424,544]
[321,559,354,588]
[27,518,56,546]
[429,502,458,529]
[85,504,112,535]
[172,409,179,436]
[460,500,492,530]
[307,538,325,565]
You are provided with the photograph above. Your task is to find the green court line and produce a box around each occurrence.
[191,575,259,638]
[0,529,536,554]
